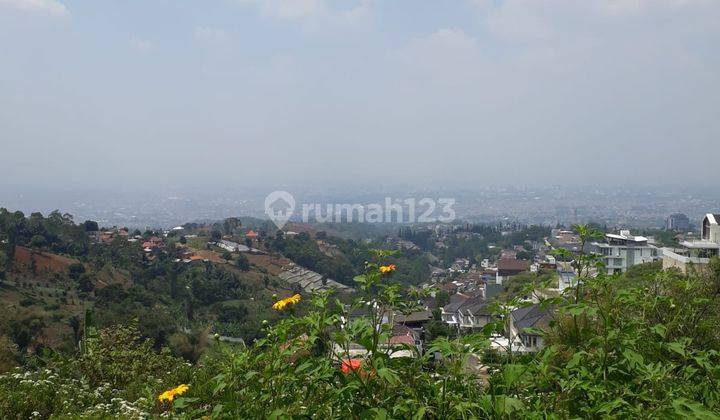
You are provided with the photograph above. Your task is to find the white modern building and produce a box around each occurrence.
[662,214,720,274]
[593,230,659,275]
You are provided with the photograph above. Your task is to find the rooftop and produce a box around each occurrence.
[497,258,530,271]
[511,304,553,332]
[605,232,648,242]
[679,240,720,249]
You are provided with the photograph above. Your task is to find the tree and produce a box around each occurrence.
[29,235,47,248]
[78,274,95,293]
[169,328,209,363]
[223,217,242,235]
[29,255,37,275]
[435,290,450,308]
[68,263,86,281]
[83,220,99,232]
[68,315,82,349]
[0,336,18,373]
[235,254,250,271]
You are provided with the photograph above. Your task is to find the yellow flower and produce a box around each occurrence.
[158,384,189,403]
[379,264,396,274]
[272,294,302,311]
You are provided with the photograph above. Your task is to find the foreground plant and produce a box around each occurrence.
[158,384,189,403]
[272,293,302,311]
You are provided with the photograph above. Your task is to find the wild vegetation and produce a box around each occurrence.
[1,212,719,418]
[0,235,719,417]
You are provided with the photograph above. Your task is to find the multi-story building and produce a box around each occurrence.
[666,213,690,232]
[593,230,659,275]
[662,214,720,274]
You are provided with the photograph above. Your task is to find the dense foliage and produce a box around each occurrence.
[0,210,285,362]
[1,212,718,418]
[1,245,719,418]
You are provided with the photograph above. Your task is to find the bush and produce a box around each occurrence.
[67,263,85,281]
[235,254,250,271]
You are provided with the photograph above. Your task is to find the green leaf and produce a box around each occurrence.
[360,408,390,419]
[651,324,667,338]
[412,407,427,420]
[494,395,525,415]
[566,352,584,369]
[596,398,626,414]
[172,397,198,410]
[667,341,686,357]
[502,364,526,388]
[672,398,718,420]
[623,349,644,368]
[268,409,290,420]
[377,367,401,385]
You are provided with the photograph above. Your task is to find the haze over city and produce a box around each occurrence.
[2,0,719,192]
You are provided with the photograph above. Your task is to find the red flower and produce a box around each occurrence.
[341,359,363,374]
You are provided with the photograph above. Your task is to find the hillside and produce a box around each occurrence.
[1,248,718,418]
[0,211,376,359]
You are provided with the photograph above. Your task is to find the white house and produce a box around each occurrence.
[593,230,659,275]
[662,214,720,274]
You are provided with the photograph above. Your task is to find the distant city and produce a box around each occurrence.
[1,185,718,230]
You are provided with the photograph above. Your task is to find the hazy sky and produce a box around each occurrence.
[1,0,719,190]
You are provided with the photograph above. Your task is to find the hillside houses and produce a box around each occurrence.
[455,295,495,330]
[441,293,495,331]
[217,239,250,253]
[278,264,354,293]
[142,236,164,252]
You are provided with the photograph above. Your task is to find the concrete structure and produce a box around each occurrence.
[593,230,659,275]
[556,262,577,291]
[662,214,720,274]
[666,213,690,232]
[278,264,354,293]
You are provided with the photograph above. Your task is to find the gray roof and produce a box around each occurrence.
[395,310,433,323]
[511,304,553,333]
[443,293,470,313]
[458,295,493,316]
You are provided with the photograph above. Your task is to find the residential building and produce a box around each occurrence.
[666,213,690,232]
[455,295,495,330]
[441,292,500,331]
[441,293,472,326]
[556,262,576,291]
[217,239,250,253]
[394,310,433,330]
[507,304,553,352]
[496,258,530,284]
[592,230,659,275]
[662,213,720,274]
